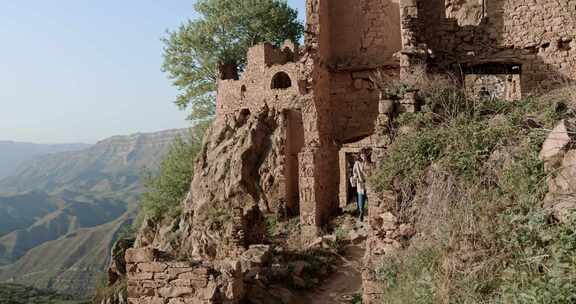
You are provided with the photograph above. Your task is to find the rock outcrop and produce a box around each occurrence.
[128,106,295,303]
[541,120,576,223]
[135,106,287,260]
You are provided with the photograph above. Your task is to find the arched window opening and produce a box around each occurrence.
[240,85,247,99]
[271,72,292,90]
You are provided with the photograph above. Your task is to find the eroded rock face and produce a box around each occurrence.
[125,105,303,304]
[107,238,135,286]
[135,106,286,262]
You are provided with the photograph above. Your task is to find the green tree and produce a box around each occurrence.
[162,0,304,121]
[135,123,207,225]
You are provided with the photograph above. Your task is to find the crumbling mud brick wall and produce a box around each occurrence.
[216,42,304,116]
[125,248,243,304]
[296,0,341,240]
[408,0,576,96]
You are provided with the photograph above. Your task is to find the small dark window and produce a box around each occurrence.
[271,72,292,89]
[240,85,247,99]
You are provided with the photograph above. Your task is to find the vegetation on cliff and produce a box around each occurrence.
[161,0,304,121]
[136,125,205,227]
[374,85,576,303]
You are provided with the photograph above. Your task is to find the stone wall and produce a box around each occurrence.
[125,248,242,304]
[216,43,304,116]
[413,0,576,94]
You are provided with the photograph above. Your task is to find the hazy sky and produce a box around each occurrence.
[0,0,305,144]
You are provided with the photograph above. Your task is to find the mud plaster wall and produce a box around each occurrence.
[328,0,402,68]
[325,0,402,144]
[415,0,576,94]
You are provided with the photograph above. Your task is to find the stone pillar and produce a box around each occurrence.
[298,147,318,240]
[400,0,420,49]
[399,0,428,85]
[298,144,339,242]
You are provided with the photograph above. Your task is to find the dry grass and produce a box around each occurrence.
[373,85,576,303]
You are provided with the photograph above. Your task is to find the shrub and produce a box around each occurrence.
[134,123,207,228]
[373,86,576,303]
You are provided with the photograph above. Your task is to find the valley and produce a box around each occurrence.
[0,129,188,298]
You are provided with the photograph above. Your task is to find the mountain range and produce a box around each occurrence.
[0,129,188,297]
[0,141,90,180]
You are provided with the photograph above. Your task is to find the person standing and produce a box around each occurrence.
[352,149,369,222]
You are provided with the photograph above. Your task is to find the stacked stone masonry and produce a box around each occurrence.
[125,248,242,304]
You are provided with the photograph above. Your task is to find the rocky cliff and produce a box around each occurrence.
[135,106,286,261]
[118,106,289,304]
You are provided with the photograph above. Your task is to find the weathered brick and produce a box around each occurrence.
[138,262,168,273]
[127,285,155,297]
[167,267,195,279]
[157,286,195,298]
[127,272,154,280]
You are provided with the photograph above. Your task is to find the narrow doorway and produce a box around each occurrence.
[339,150,361,209]
[285,109,305,217]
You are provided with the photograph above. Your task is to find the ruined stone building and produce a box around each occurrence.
[215,0,576,239]
[124,1,575,303]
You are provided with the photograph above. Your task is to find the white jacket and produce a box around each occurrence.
[353,160,367,195]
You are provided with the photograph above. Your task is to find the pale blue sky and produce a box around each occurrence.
[0,0,305,144]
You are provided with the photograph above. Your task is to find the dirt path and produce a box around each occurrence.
[295,243,365,304]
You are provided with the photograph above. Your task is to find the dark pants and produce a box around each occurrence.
[357,193,366,222]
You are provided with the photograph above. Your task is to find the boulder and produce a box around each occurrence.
[544,150,576,211]
[540,120,571,169]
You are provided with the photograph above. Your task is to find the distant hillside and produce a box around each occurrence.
[0,129,187,194]
[0,192,126,265]
[0,129,190,298]
[0,141,90,180]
